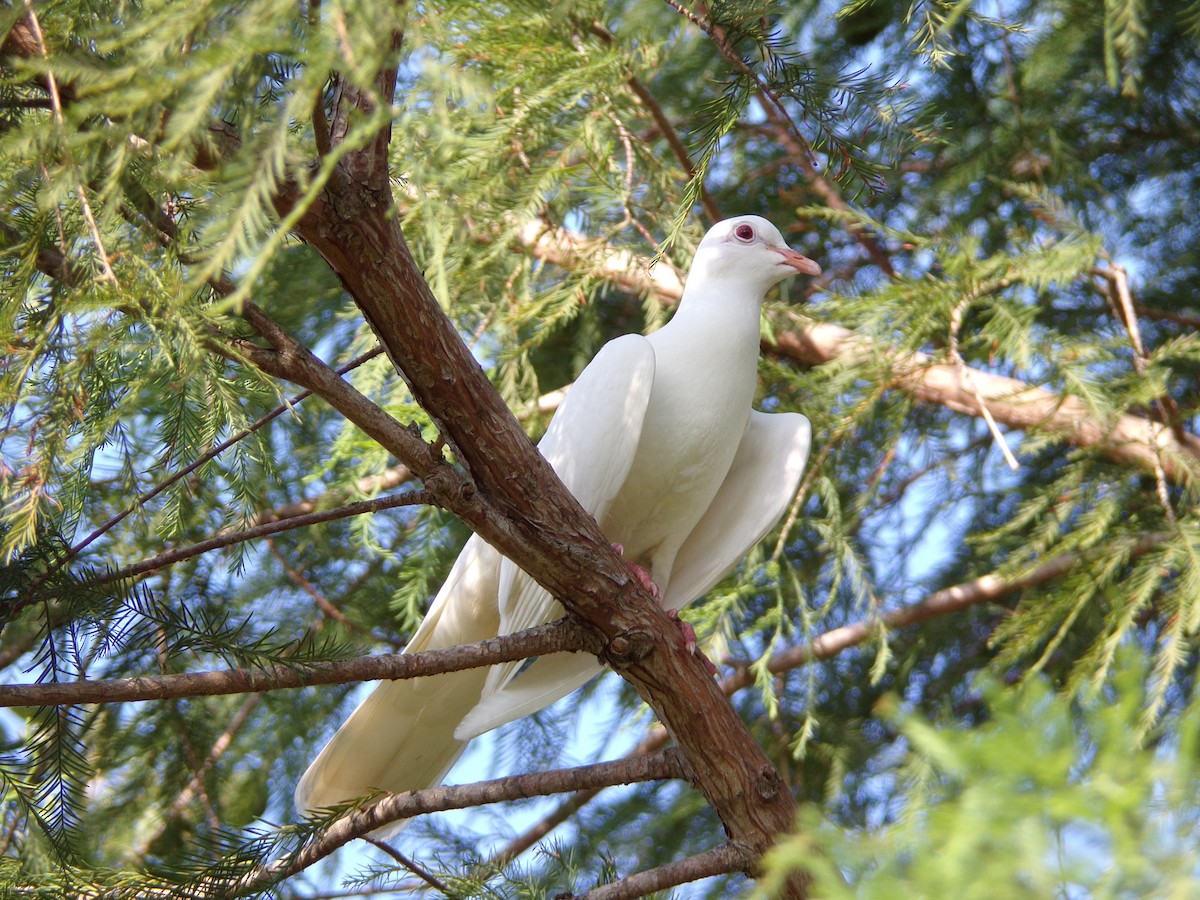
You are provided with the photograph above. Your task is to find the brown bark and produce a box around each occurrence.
[283,190,807,893]
[772,323,1200,482]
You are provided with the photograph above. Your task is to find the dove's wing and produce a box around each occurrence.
[455,335,655,739]
[661,410,812,611]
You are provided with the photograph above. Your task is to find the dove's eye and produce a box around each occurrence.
[734,224,755,242]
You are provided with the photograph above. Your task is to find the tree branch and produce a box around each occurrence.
[662,0,894,274]
[99,488,432,584]
[248,461,413,528]
[272,47,809,888]
[573,843,754,900]
[234,750,686,896]
[0,618,586,708]
[493,535,1165,860]
[589,21,721,224]
[771,320,1200,483]
[130,695,261,860]
[363,839,453,896]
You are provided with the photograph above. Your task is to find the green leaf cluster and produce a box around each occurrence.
[760,659,1200,898]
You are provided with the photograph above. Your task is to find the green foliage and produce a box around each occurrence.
[1,0,1198,896]
[759,662,1200,898]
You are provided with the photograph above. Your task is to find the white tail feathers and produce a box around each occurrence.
[294,668,483,815]
[455,651,602,741]
[295,535,502,814]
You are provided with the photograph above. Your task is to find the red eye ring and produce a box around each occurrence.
[734,223,755,241]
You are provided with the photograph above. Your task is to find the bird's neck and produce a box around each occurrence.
[649,286,765,382]
[665,285,765,343]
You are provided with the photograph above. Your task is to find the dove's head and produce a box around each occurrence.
[690,215,821,294]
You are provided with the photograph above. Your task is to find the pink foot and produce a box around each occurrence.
[612,543,661,600]
[668,610,720,676]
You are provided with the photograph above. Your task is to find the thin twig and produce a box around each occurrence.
[39,348,384,586]
[589,21,721,223]
[1133,302,1200,330]
[949,293,1019,471]
[661,0,893,273]
[267,540,407,651]
[1098,264,1178,523]
[98,488,432,584]
[248,461,414,528]
[364,839,454,895]
[0,617,587,708]
[22,2,117,284]
[131,695,262,860]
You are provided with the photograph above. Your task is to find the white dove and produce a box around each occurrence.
[296,215,819,814]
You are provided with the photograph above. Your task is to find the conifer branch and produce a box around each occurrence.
[0,618,587,708]
[663,0,893,272]
[234,750,686,896]
[130,695,262,861]
[12,197,384,601]
[276,54,811,890]
[364,838,453,895]
[589,21,721,223]
[226,303,476,520]
[240,350,566,531]
[99,488,432,584]
[493,535,1165,860]
[1094,264,1181,522]
[760,104,895,274]
[20,2,116,285]
[776,321,1200,480]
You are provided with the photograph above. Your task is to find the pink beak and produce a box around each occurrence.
[774,247,822,277]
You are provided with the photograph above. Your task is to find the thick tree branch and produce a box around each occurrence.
[244,360,561,530]
[0,619,586,708]
[772,321,1200,482]
[266,37,809,889]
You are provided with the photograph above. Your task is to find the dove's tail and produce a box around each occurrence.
[294,666,488,815]
[295,535,503,817]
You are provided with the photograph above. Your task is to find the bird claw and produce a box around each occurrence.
[611,545,713,675]
[668,610,720,677]
[612,543,661,600]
